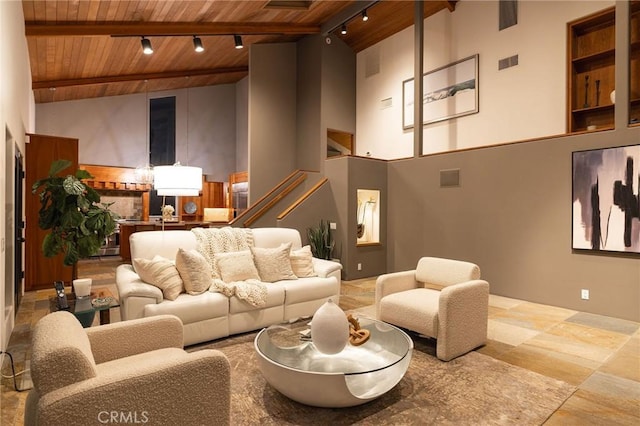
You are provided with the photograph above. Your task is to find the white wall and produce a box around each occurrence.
[1,0,34,353]
[36,84,238,182]
[356,0,613,159]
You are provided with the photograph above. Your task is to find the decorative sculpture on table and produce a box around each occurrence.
[162,204,175,222]
[583,75,590,108]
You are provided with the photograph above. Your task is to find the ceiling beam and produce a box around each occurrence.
[25,22,320,37]
[32,67,249,90]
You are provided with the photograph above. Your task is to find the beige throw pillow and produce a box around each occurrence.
[133,255,184,300]
[290,245,317,278]
[250,243,297,283]
[214,250,260,283]
[175,249,212,295]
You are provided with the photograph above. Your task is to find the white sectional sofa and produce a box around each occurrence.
[116,227,342,346]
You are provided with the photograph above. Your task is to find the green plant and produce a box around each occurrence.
[32,159,118,279]
[307,219,334,260]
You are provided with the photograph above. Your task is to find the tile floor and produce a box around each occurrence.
[1,258,639,425]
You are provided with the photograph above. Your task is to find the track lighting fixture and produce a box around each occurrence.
[341,24,347,35]
[234,35,244,49]
[193,36,204,53]
[362,9,369,22]
[141,37,153,55]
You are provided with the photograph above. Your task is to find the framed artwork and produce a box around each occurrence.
[572,144,640,255]
[403,54,479,129]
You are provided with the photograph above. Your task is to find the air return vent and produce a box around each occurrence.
[440,169,460,188]
[264,1,311,10]
[498,54,519,70]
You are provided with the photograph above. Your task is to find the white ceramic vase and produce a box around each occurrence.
[73,278,92,298]
[311,299,349,354]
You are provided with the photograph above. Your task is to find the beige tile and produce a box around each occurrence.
[566,312,640,336]
[489,294,524,309]
[546,371,640,425]
[546,321,631,352]
[525,325,625,364]
[487,318,540,346]
[493,343,597,386]
[490,301,576,332]
[599,333,640,382]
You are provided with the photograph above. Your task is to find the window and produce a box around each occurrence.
[149,97,176,216]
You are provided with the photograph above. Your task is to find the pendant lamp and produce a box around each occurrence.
[153,163,202,196]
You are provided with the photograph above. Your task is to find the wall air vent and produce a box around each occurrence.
[440,169,460,188]
[380,97,392,109]
[498,54,519,70]
[264,1,312,10]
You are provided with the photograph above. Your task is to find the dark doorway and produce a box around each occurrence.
[14,148,24,314]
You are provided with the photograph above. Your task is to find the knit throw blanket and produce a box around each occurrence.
[191,227,267,307]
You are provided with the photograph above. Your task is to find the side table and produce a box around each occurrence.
[49,286,120,327]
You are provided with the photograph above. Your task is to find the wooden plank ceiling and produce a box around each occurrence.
[23,0,456,103]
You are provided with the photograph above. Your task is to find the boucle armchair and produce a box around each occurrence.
[25,311,230,426]
[375,257,489,361]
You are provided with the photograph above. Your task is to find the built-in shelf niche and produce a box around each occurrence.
[356,189,380,245]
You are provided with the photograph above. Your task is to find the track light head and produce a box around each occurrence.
[362,10,369,22]
[141,37,153,55]
[193,36,204,53]
[234,35,244,49]
[341,24,347,35]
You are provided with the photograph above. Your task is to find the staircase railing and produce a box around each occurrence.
[277,178,328,220]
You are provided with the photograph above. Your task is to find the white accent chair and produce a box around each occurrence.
[375,257,489,361]
[25,311,231,426]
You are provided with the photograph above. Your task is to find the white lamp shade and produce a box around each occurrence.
[154,164,203,196]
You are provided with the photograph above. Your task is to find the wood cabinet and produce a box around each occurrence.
[25,134,78,291]
[567,7,616,133]
[178,179,225,221]
[568,3,640,132]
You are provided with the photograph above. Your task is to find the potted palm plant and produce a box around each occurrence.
[32,159,118,282]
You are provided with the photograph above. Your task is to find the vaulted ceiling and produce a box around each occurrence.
[23,1,456,103]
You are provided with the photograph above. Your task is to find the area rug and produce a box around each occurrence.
[189,328,576,425]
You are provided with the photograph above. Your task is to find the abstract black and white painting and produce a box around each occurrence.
[572,144,640,254]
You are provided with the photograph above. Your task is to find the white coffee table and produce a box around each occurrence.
[254,316,413,408]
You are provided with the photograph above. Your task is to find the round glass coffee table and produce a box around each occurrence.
[254,316,413,408]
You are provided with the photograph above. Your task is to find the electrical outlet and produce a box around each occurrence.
[330,222,337,230]
[581,289,589,300]
[357,263,362,271]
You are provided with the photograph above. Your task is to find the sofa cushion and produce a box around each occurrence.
[192,227,254,278]
[415,257,480,287]
[250,243,297,283]
[144,292,229,325]
[175,249,212,295]
[380,288,440,337]
[277,276,339,305]
[133,255,184,300]
[289,245,317,278]
[214,250,260,282]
